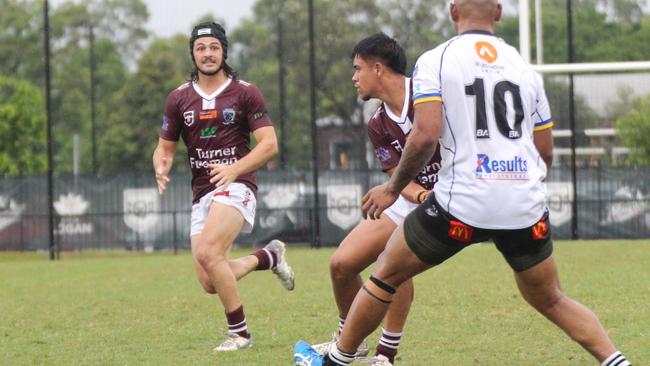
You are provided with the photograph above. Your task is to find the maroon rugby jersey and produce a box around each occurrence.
[160,78,273,203]
[367,78,441,190]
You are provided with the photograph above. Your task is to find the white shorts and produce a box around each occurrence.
[384,194,419,225]
[190,183,257,237]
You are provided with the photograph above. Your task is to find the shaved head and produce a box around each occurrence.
[454,0,499,20]
[450,0,501,33]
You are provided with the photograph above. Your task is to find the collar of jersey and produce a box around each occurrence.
[460,29,495,36]
[192,77,232,101]
[383,77,411,124]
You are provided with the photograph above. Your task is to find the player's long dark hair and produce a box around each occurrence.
[351,32,407,75]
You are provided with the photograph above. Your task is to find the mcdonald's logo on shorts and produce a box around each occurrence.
[448,220,473,243]
[532,219,548,240]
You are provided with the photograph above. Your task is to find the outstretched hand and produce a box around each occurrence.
[154,157,172,195]
[361,183,399,220]
[208,163,239,189]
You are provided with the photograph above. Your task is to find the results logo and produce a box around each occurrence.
[475,153,529,181]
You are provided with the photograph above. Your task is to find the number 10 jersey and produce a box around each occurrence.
[412,31,554,229]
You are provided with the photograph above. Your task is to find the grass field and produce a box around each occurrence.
[1,240,648,365]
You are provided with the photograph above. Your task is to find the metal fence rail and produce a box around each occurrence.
[1,167,649,251]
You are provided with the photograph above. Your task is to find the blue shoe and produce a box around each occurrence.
[294,340,325,366]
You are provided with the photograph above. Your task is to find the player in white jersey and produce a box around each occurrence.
[294,1,633,365]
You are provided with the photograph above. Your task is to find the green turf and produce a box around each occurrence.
[1,240,648,365]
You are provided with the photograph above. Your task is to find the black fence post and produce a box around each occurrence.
[173,211,178,255]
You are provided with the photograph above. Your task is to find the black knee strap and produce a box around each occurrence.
[369,275,396,294]
[362,285,392,304]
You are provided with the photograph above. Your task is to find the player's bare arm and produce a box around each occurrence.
[153,138,177,195]
[534,127,553,171]
[385,167,431,204]
[208,126,278,188]
[362,101,441,219]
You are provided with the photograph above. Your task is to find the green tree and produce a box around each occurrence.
[232,0,453,169]
[0,0,44,86]
[0,76,46,175]
[47,0,148,174]
[616,94,650,165]
[100,35,192,173]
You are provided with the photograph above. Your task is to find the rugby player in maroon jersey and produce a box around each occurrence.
[307,33,441,366]
[153,21,294,352]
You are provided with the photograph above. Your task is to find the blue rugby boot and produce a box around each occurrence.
[294,340,325,366]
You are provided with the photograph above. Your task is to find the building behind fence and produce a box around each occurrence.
[1,166,648,251]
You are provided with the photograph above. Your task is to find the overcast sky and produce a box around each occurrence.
[50,0,257,37]
[144,0,256,37]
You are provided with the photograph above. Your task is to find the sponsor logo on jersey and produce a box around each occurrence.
[190,147,238,169]
[475,41,498,63]
[223,108,236,124]
[199,110,218,120]
[448,220,473,242]
[374,147,391,162]
[475,153,529,180]
[252,110,267,121]
[162,115,169,130]
[200,126,217,139]
[417,162,441,188]
[183,111,195,126]
[390,140,404,153]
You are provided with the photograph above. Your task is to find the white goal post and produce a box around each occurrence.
[518,0,650,74]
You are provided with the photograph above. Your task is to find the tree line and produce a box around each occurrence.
[1,0,649,176]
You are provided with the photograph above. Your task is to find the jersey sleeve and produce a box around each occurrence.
[412,50,443,106]
[531,72,554,131]
[243,84,273,131]
[160,91,182,141]
[367,118,400,172]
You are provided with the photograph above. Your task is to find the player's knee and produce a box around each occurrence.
[194,246,226,270]
[198,278,217,294]
[528,288,565,314]
[398,278,415,302]
[329,254,356,280]
[372,260,410,288]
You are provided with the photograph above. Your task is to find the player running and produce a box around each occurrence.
[153,21,294,352]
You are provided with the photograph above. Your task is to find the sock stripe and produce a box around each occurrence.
[329,345,355,365]
[263,248,275,269]
[380,328,402,338]
[229,324,248,333]
[378,342,399,349]
[228,319,246,328]
[602,352,631,366]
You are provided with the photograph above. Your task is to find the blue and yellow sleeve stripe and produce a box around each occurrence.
[413,93,442,105]
[533,118,554,131]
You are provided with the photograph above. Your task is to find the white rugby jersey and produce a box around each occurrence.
[412,30,553,229]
